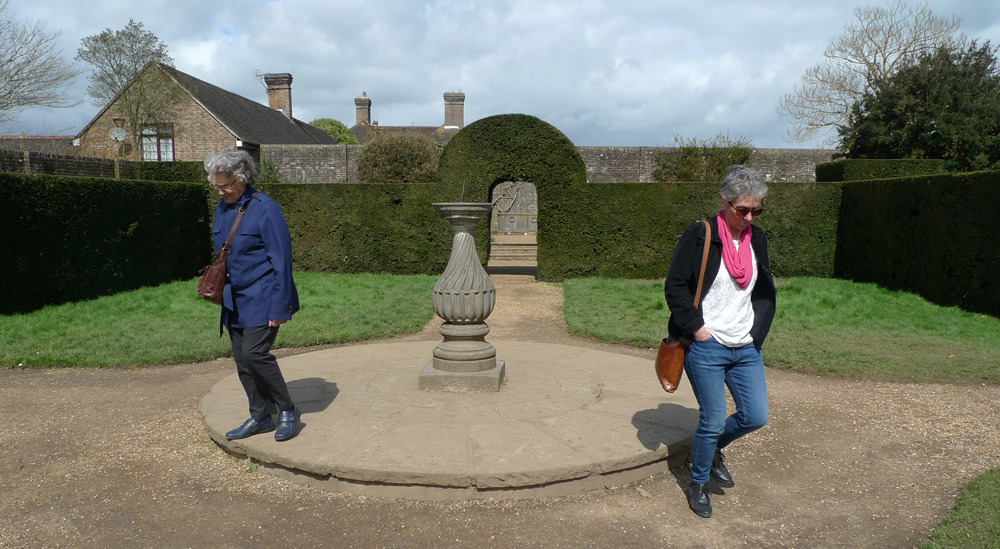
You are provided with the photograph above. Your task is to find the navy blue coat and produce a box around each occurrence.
[213,186,300,334]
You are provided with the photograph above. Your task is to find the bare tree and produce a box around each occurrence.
[76,20,179,158]
[778,1,964,144]
[0,0,80,128]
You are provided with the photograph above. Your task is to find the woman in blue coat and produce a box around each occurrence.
[205,149,301,442]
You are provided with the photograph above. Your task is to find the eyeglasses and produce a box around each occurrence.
[210,175,238,192]
[728,201,766,218]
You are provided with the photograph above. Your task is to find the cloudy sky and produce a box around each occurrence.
[6,0,1000,149]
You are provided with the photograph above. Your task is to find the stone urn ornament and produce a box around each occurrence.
[419,202,505,392]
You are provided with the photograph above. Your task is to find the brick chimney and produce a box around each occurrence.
[444,91,465,129]
[355,92,372,126]
[263,73,293,119]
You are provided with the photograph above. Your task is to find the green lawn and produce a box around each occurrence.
[564,276,1000,385]
[921,467,1000,549]
[1,272,437,367]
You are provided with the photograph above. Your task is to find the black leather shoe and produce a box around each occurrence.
[225,417,274,440]
[688,483,712,518]
[711,450,735,487]
[274,405,299,441]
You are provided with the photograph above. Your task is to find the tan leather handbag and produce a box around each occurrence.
[657,220,711,393]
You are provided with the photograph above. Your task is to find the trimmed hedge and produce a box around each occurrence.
[357,132,440,185]
[255,183,451,275]
[1,173,212,314]
[242,179,842,281]
[816,158,947,182]
[437,114,589,280]
[558,181,842,279]
[134,161,206,183]
[835,171,1000,317]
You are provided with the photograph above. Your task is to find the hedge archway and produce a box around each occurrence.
[436,114,588,280]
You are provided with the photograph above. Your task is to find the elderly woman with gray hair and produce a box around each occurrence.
[664,165,776,518]
[205,149,301,442]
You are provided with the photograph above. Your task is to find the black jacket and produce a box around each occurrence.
[664,220,776,348]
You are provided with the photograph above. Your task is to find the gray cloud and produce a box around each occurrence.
[5,0,999,149]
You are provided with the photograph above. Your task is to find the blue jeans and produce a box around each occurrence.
[684,337,769,485]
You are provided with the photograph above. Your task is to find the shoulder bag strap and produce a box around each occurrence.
[693,219,712,308]
[220,192,257,253]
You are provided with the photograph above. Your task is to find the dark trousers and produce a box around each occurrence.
[229,326,293,420]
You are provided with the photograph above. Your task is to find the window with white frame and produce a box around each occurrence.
[141,124,174,161]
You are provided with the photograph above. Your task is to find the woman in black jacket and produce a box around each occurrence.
[664,166,776,518]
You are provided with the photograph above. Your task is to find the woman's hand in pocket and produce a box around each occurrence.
[693,327,713,342]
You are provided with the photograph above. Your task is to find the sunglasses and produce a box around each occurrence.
[728,201,766,218]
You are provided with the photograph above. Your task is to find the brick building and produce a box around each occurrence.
[74,63,336,162]
[350,91,466,145]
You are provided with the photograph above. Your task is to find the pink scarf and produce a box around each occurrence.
[716,210,753,289]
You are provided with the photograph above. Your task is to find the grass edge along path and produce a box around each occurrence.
[563,276,1000,385]
[920,467,1000,549]
[1,272,438,367]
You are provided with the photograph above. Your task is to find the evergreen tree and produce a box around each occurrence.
[838,41,1000,172]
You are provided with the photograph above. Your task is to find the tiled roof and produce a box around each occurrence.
[350,123,459,145]
[159,65,337,145]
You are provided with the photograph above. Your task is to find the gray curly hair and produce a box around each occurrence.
[204,149,258,186]
[719,165,768,202]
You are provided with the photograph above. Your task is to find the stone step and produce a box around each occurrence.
[492,234,537,245]
[490,244,537,253]
[490,248,537,259]
[488,241,537,267]
[490,257,537,264]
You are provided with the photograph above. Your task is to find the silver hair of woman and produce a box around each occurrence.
[719,166,768,240]
[205,150,259,206]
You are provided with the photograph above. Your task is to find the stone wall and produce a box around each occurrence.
[575,146,834,183]
[258,145,834,184]
[260,144,359,183]
[0,149,136,179]
[577,146,658,183]
[0,136,75,155]
[1,144,835,184]
[749,148,836,182]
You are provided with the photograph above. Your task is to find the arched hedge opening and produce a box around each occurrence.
[436,114,588,280]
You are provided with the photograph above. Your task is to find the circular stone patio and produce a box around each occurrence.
[201,340,699,500]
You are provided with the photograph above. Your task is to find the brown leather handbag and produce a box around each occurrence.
[657,220,712,393]
[197,201,249,305]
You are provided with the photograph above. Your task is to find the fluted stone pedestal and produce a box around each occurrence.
[419,203,505,392]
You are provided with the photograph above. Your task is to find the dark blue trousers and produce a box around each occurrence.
[229,326,293,420]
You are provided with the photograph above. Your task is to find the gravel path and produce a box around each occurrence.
[1,274,998,548]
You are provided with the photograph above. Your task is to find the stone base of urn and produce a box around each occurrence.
[418,359,506,392]
[419,323,506,392]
